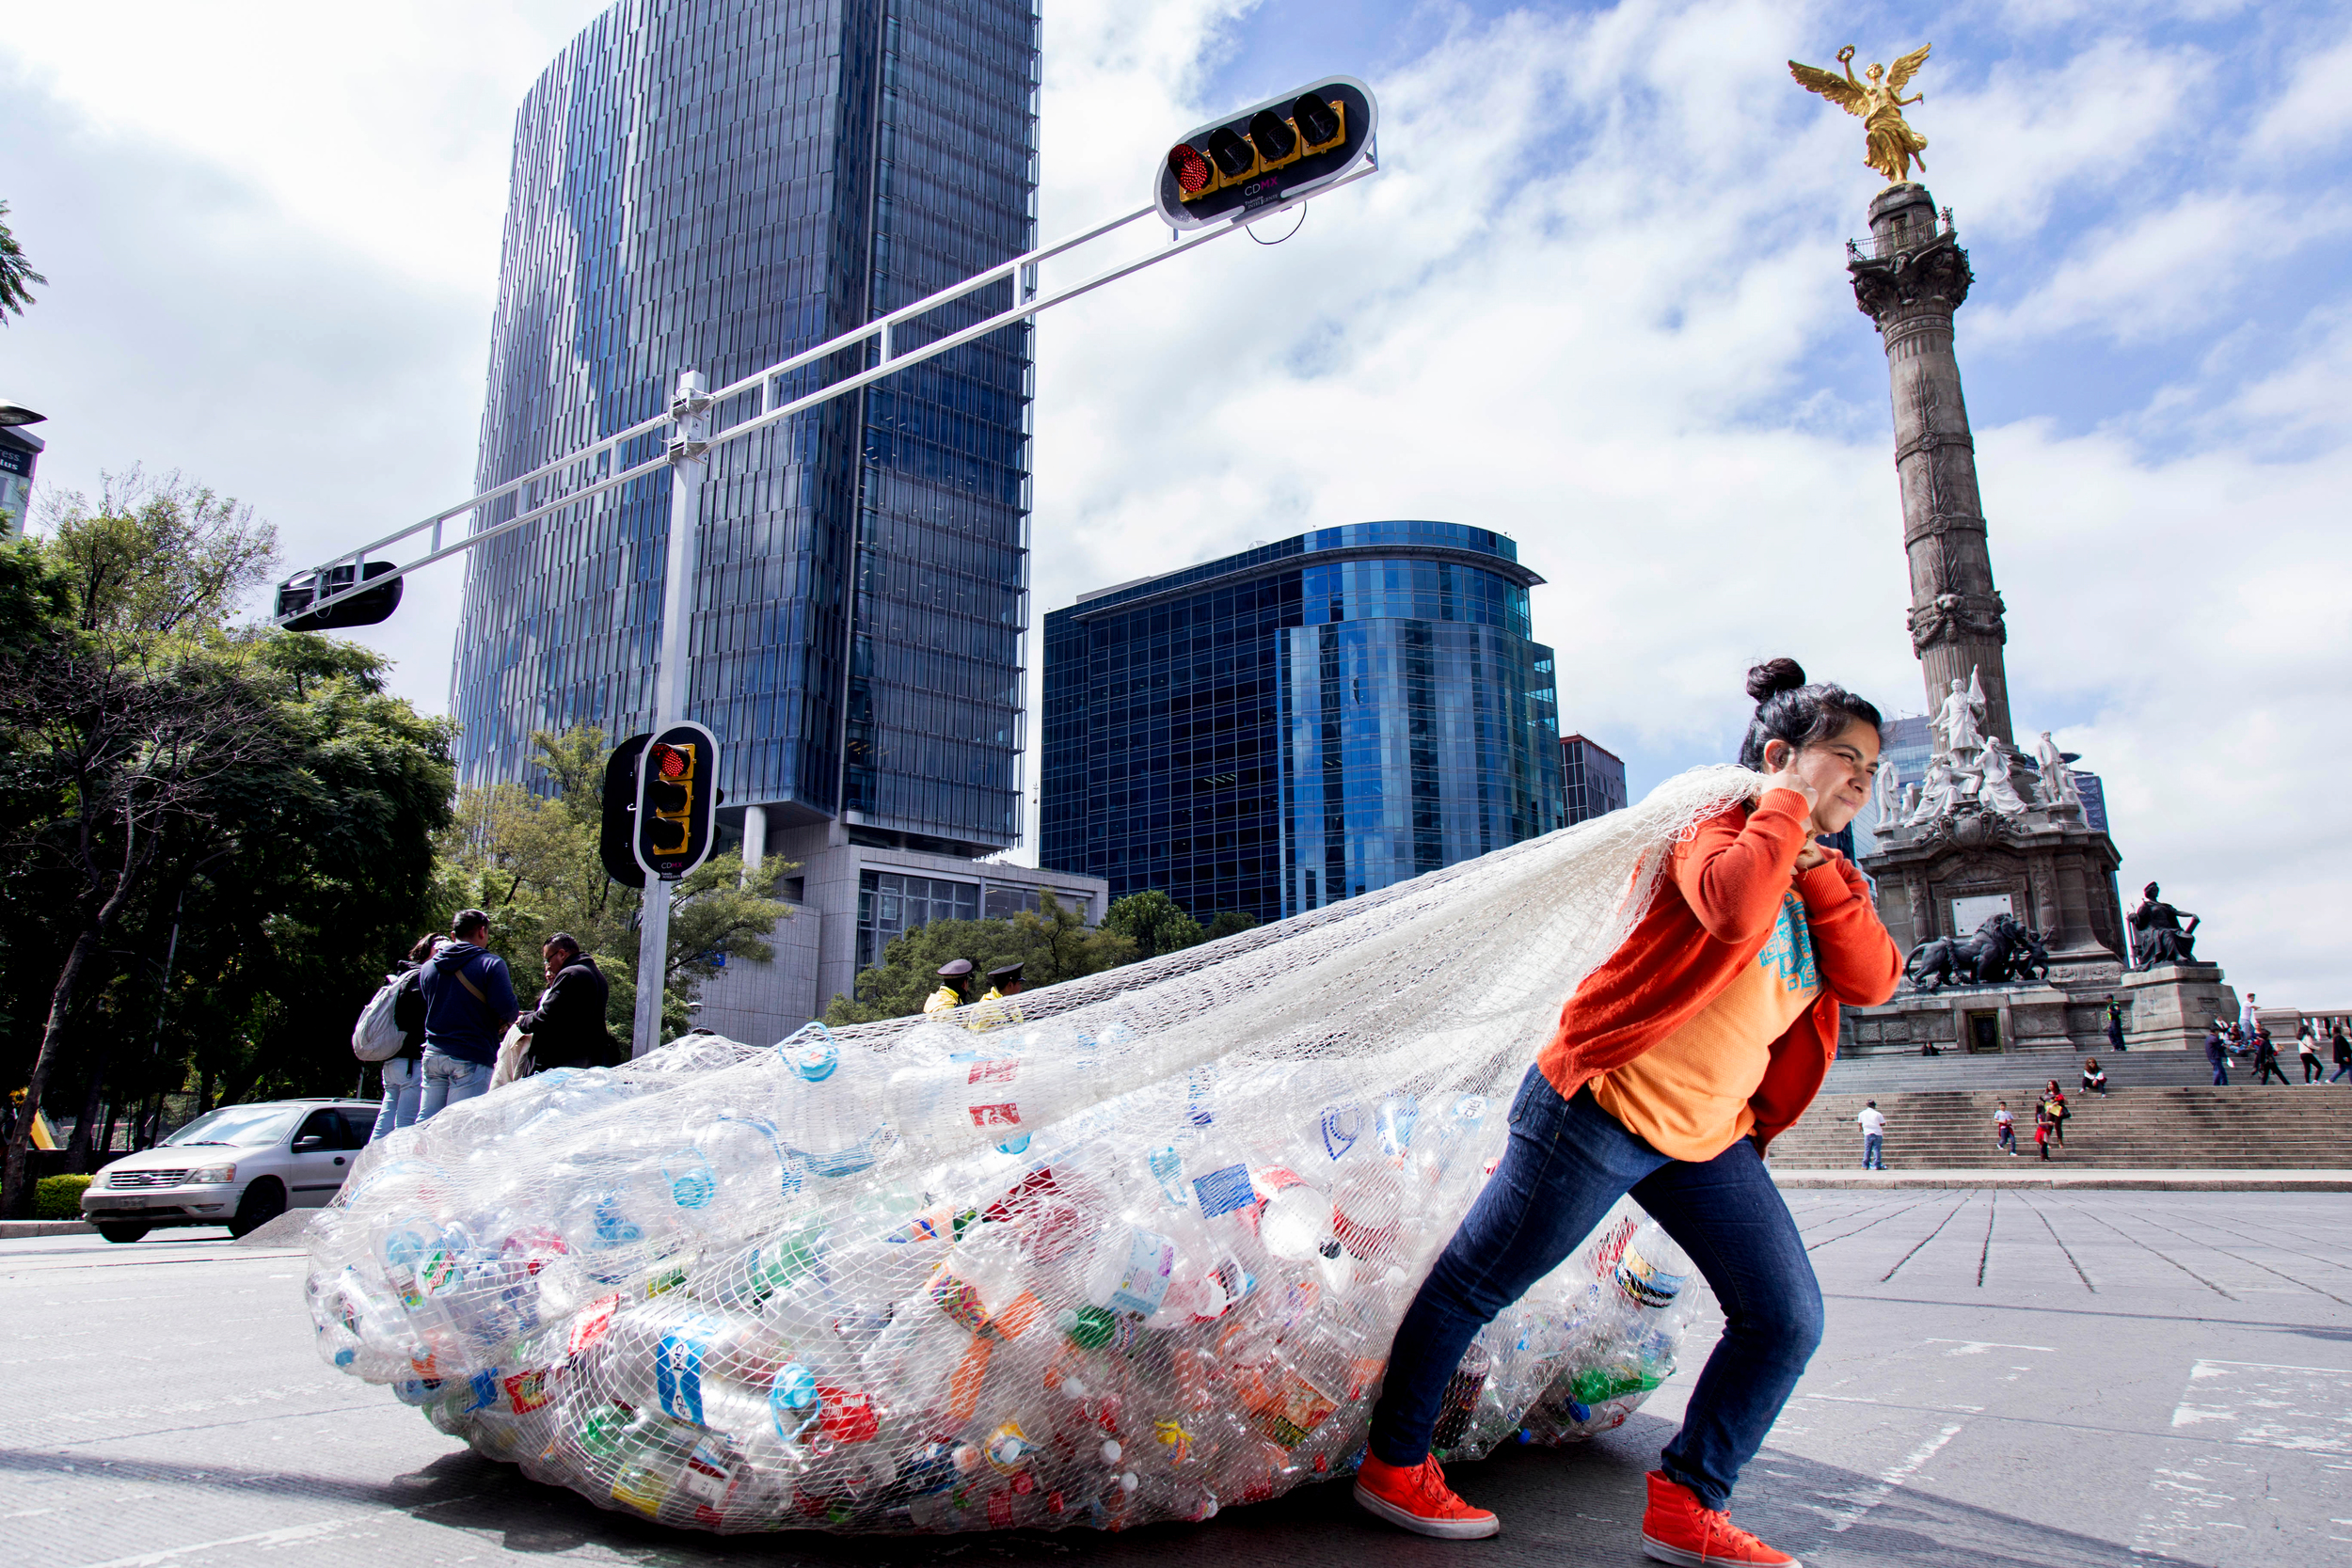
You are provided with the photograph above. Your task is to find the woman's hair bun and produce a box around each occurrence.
[1745,657,1807,705]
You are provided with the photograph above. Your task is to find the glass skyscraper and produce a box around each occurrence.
[1040,522,1565,924]
[449,0,1040,856]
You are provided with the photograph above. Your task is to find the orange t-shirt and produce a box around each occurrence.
[1592,886,1823,1160]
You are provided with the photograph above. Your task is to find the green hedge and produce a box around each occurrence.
[36,1174,92,1221]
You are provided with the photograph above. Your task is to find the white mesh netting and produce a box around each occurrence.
[304,766,1762,1534]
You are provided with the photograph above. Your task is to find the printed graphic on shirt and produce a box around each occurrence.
[1757,888,1821,999]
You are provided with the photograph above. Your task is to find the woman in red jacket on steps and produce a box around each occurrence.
[1354,659,1903,1568]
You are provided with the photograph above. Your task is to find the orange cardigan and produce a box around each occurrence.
[1535,788,1903,1151]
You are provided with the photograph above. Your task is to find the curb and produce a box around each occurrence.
[0,1220,97,1238]
[1771,1170,2352,1192]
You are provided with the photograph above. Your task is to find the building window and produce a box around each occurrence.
[857,869,980,975]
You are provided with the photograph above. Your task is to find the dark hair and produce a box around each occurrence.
[1737,657,1883,769]
[452,908,491,939]
[544,932,582,960]
[408,932,441,963]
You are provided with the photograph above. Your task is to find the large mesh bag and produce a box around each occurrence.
[304,766,1760,1533]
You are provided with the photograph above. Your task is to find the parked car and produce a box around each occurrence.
[79,1099,378,1243]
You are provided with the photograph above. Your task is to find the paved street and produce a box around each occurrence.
[8,1191,2350,1568]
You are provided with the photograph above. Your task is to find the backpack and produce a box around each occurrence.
[352,970,421,1062]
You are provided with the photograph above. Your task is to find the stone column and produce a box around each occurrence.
[1849,182,2014,747]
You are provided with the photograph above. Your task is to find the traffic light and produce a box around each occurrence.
[1156,78,1377,231]
[632,720,720,880]
[599,734,650,890]
[275,561,405,630]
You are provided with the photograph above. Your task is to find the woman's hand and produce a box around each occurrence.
[1762,748,1827,866]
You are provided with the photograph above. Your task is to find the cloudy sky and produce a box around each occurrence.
[3,0,2346,1001]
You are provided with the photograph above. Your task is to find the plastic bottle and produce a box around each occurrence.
[770,1023,887,1179]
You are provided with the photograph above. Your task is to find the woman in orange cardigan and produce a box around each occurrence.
[1355,659,1902,1567]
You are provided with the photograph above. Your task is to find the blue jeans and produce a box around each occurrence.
[2211,1059,2229,1085]
[1367,1068,1822,1512]
[371,1055,421,1140]
[417,1048,491,1122]
[1863,1132,1883,1169]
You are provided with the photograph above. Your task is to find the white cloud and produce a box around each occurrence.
[1968,190,2290,346]
[2249,25,2352,155]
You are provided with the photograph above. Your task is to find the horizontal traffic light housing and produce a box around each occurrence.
[276,561,405,630]
[1155,78,1377,231]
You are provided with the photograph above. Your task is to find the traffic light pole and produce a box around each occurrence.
[630,372,712,1056]
[270,157,1379,630]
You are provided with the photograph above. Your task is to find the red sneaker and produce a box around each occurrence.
[1353,1452,1501,1539]
[1641,1470,1800,1566]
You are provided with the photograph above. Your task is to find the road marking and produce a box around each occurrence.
[2169,1359,2352,1455]
[1818,1419,1968,1533]
[72,1520,352,1568]
[1925,1338,2054,1354]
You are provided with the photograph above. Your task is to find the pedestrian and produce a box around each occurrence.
[369,932,439,1140]
[2104,994,2128,1053]
[2253,1028,2291,1086]
[2034,1099,2054,1160]
[2042,1080,2069,1144]
[2205,1022,2231,1085]
[2299,1026,2325,1083]
[1994,1100,2017,1155]
[1857,1100,1886,1169]
[515,933,612,1072]
[416,909,518,1122]
[2331,1025,2351,1084]
[2081,1057,2106,1096]
[925,958,976,1017]
[2225,1021,2246,1057]
[1352,658,1900,1565]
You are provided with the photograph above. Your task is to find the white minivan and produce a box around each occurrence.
[79,1099,378,1243]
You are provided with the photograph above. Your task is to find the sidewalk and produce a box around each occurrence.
[1771,1167,2352,1191]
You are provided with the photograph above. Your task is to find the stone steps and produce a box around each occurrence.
[1770,1085,2352,1170]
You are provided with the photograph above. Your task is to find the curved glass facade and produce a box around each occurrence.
[1041,521,1564,923]
[449,0,1039,852]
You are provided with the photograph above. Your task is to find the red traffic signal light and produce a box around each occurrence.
[1154,79,1376,231]
[632,720,720,880]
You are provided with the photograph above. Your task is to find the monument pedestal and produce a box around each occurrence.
[1843,984,2111,1056]
[2119,963,2239,1053]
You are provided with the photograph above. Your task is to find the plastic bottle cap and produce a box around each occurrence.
[1101,1439,1121,1463]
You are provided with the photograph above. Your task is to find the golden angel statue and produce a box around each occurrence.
[1789,44,1931,185]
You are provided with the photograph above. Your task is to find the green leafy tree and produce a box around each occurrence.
[0,476,281,1213]
[1201,910,1260,942]
[1101,889,1205,958]
[824,892,1136,1025]
[0,199,45,323]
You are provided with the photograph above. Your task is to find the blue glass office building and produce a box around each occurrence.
[1040,522,1565,923]
[449,0,1040,854]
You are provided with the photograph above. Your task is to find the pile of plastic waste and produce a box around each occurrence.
[309,1027,1696,1534]
[306,766,1758,1536]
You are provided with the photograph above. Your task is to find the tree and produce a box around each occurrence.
[1201,910,1260,942]
[0,476,282,1213]
[1101,889,1204,958]
[0,199,45,323]
[824,893,1136,1025]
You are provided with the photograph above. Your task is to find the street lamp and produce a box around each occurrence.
[0,401,46,428]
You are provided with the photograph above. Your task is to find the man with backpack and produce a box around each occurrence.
[516,932,614,1072]
[418,909,518,1122]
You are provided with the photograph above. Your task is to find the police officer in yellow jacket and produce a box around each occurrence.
[979,962,1024,1005]
[924,958,975,1017]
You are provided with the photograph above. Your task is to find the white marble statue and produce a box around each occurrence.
[1873,752,1902,827]
[1933,669,1987,758]
[1906,756,1963,824]
[2033,730,2081,809]
[1979,743,2030,816]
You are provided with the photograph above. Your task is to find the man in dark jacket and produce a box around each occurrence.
[517,932,613,1071]
[418,909,518,1121]
[2203,1022,2230,1086]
